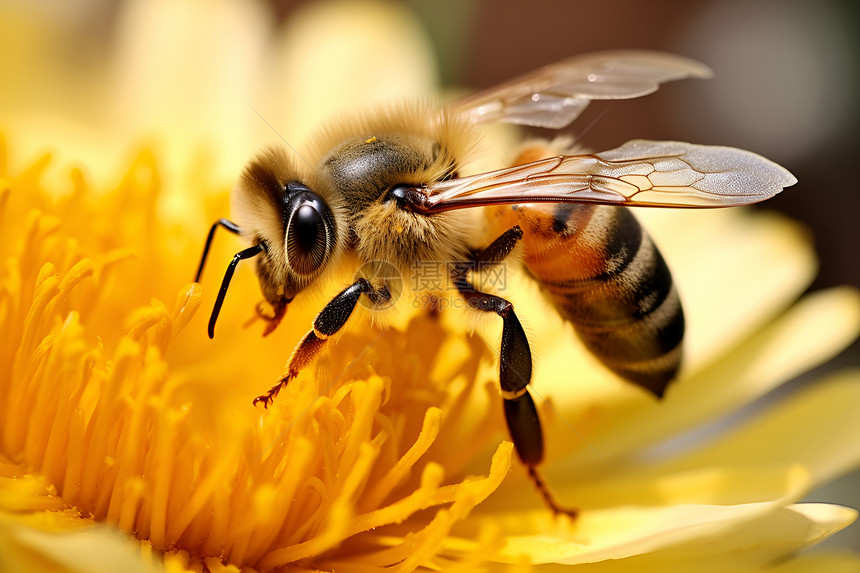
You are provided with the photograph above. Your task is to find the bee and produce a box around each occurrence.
[195,51,796,515]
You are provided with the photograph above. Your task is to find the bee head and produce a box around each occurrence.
[232,147,345,308]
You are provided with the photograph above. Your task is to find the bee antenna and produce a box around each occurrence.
[196,219,242,282]
[251,107,321,179]
[208,243,265,339]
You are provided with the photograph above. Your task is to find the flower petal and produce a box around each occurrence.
[769,552,860,573]
[641,208,818,367]
[649,368,860,490]
[537,367,860,513]
[112,0,272,179]
[0,510,158,573]
[450,500,856,567]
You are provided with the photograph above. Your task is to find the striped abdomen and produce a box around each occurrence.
[497,203,684,396]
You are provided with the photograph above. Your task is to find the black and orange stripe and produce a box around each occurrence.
[496,202,683,397]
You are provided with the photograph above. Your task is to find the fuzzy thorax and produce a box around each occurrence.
[353,201,473,274]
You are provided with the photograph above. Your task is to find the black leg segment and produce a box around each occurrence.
[499,308,532,396]
[451,225,523,278]
[472,225,523,263]
[450,275,532,397]
[503,392,543,465]
[313,278,385,338]
[208,243,264,339]
[505,386,577,517]
[195,218,242,282]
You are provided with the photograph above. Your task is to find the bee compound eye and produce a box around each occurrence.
[294,204,323,253]
[286,193,334,276]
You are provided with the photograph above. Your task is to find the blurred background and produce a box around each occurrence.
[1,0,858,551]
[2,0,856,293]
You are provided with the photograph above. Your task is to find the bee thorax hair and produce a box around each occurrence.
[353,203,473,272]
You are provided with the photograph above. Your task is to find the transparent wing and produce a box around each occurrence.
[452,50,712,129]
[415,140,797,213]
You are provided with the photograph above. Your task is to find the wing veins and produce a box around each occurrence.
[418,140,796,212]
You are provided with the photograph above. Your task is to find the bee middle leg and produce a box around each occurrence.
[252,278,390,408]
[452,226,577,517]
[470,224,523,264]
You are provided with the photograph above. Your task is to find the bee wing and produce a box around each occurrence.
[416,140,797,213]
[452,50,712,129]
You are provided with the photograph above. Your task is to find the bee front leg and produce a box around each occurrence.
[253,278,389,408]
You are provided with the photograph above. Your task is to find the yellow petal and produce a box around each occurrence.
[0,510,158,573]
[652,368,860,490]
[533,368,860,511]
[112,0,272,179]
[543,465,814,512]
[452,501,855,568]
[641,208,818,367]
[769,552,860,573]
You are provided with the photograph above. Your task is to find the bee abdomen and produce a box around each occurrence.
[515,204,684,397]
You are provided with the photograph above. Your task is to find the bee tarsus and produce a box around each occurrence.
[527,465,578,518]
[252,374,293,409]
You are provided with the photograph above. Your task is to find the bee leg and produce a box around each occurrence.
[451,258,577,517]
[195,218,241,282]
[253,278,389,408]
[471,225,523,263]
[256,299,289,337]
[504,389,576,517]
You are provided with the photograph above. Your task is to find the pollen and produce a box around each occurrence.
[365,136,378,144]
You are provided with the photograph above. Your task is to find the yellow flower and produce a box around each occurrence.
[4,140,860,573]
[2,1,860,572]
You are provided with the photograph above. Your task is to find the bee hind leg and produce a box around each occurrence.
[253,278,389,408]
[507,394,578,516]
[450,259,576,518]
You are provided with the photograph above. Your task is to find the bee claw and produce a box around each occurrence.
[528,466,578,519]
[261,320,279,337]
[248,300,288,337]
[253,375,293,409]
